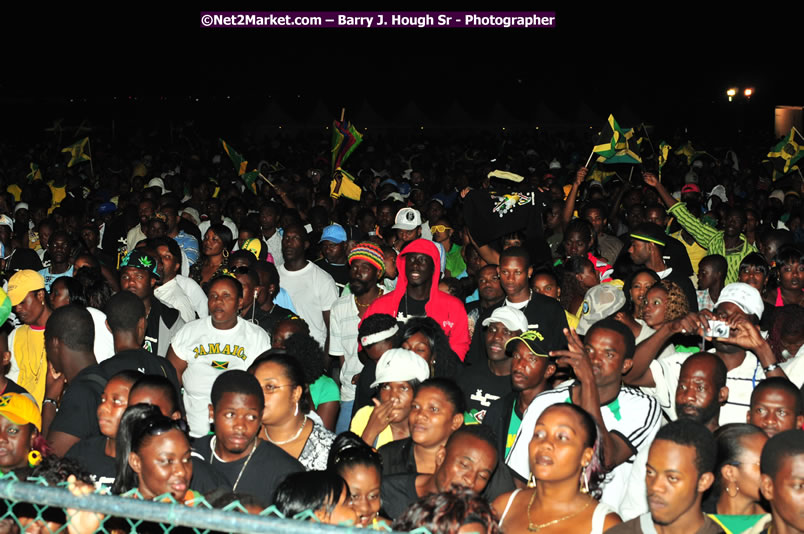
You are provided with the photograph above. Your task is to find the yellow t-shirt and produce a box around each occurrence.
[350,405,395,449]
[11,326,47,406]
[565,310,580,331]
[671,230,708,275]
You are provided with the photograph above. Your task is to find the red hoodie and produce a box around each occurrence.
[362,239,470,360]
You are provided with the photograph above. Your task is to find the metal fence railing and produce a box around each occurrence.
[0,475,412,534]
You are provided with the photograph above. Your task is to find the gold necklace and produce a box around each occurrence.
[354,289,383,309]
[527,489,592,532]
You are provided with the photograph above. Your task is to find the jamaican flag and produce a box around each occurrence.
[767,127,804,177]
[241,170,260,195]
[633,124,656,164]
[592,115,623,159]
[331,120,363,173]
[597,124,642,165]
[61,137,91,167]
[674,141,713,166]
[220,139,262,194]
[26,163,42,182]
[658,142,672,170]
[220,139,248,176]
[587,165,619,184]
[211,360,229,370]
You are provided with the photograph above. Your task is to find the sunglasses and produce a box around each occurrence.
[430,225,452,234]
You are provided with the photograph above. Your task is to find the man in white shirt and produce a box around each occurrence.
[277,223,338,349]
[625,282,788,425]
[507,318,661,514]
[149,237,197,323]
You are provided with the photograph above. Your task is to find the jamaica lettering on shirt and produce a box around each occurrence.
[192,343,247,361]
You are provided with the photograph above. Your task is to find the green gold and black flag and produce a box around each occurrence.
[633,124,656,164]
[26,163,42,182]
[658,142,672,169]
[61,137,91,167]
[597,125,643,165]
[674,141,712,166]
[767,127,804,177]
[211,360,229,370]
[241,170,260,195]
[592,115,622,159]
[587,165,619,184]
[220,139,248,176]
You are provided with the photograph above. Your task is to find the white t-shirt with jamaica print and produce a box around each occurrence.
[170,317,271,437]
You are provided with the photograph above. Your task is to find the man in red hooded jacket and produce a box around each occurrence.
[362,239,470,360]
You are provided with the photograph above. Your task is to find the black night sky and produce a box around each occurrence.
[1,4,801,144]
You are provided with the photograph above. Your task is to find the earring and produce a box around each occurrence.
[528,472,536,488]
[580,465,589,494]
[294,403,299,417]
[222,249,229,259]
[28,450,42,468]
[726,483,739,498]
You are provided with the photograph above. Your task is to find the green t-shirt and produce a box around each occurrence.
[445,243,466,278]
[309,375,340,408]
[708,513,767,534]
[505,399,522,458]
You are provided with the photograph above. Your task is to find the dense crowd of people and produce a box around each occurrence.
[0,124,802,534]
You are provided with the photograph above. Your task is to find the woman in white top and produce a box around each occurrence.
[493,404,621,534]
[167,275,271,437]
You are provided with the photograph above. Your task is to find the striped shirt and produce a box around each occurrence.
[506,382,661,513]
[667,202,756,284]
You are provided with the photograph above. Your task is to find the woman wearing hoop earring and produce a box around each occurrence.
[248,351,335,470]
[493,404,621,534]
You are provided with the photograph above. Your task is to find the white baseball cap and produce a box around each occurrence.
[370,348,430,388]
[392,208,422,231]
[715,282,764,319]
[481,306,528,333]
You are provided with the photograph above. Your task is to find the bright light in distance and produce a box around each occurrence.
[726,88,737,97]
[744,88,754,97]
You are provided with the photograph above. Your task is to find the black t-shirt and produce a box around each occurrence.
[396,294,427,321]
[378,437,417,476]
[144,299,181,356]
[5,247,43,274]
[193,435,303,505]
[314,259,350,295]
[100,349,181,392]
[456,362,512,424]
[352,360,377,417]
[464,293,569,367]
[50,351,180,441]
[482,391,519,459]
[380,473,419,519]
[49,366,108,440]
[0,378,28,396]
[253,304,296,337]
[65,435,116,489]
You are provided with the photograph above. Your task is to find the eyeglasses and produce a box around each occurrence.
[430,225,452,234]
[263,384,296,394]
[230,266,251,275]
